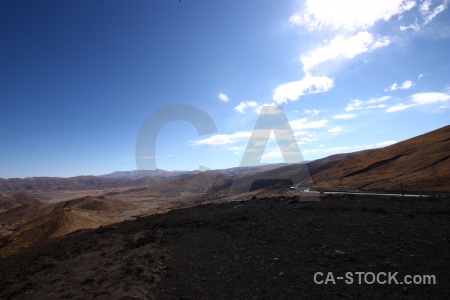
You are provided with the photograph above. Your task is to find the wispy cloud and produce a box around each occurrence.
[345,96,391,111]
[218,93,229,102]
[300,137,315,143]
[411,92,450,105]
[376,140,397,147]
[255,103,280,115]
[290,0,416,31]
[121,157,135,162]
[190,131,251,146]
[366,96,391,104]
[289,118,328,130]
[235,101,258,113]
[333,113,357,120]
[328,126,342,135]
[385,80,414,91]
[303,146,352,154]
[367,104,388,109]
[400,0,448,31]
[123,155,157,162]
[303,109,326,116]
[273,74,334,104]
[355,140,397,149]
[345,100,364,111]
[289,0,446,34]
[385,92,450,112]
[304,139,397,157]
[301,31,390,73]
[261,148,304,160]
[385,103,416,112]
[421,0,448,26]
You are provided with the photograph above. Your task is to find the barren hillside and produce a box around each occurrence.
[0,196,138,258]
[305,125,450,192]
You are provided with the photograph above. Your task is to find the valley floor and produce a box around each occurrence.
[0,194,449,299]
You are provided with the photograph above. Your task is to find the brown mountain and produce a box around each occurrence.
[0,125,448,259]
[0,196,137,258]
[0,193,42,211]
[304,125,450,192]
[0,176,137,194]
[215,125,450,194]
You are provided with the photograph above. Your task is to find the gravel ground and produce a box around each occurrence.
[0,194,449,299]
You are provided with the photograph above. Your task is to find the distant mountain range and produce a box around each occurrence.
[0,125,449,259]
[0,125,449,194]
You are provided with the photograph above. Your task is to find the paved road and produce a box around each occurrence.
[302,190,429,198]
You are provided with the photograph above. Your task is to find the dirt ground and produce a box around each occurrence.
[0,194,449,299]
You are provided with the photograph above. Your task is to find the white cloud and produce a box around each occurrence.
[411,92,450,105]
[420,0,433,14]
[235,101,258,113]
[303,146,352,154]
[260,147,306,161]
[355,140,397,150]
[261,149,283,160]
[290,0,416,31]
[190,131,251,146]
[422,0,448,25]
[400,0,448,31]
[273,74,334,104]
[400,23,421,31]
[303,109,326,116]
[372,37,392,49]
[385,92,450,112]
[294,130,310,137]
[218,93,229,102]
[376,140,397,147]
[255,103,279,115]
[401,80,413,90]
[290,0,446,34]
[366,104,388,109]
[301,137,314,143]
[290,118,328,130]
[386,83,399,91]
[140,156,156,159]
[418,74,424,80]
[333,113,356,119]
[345,99,365,111]
[346,96,391,111]
[303,139,399,158]
[301,31,390,73]
[386,80,414,91]
[122,157,135,162]
[366,95,391,104]
[385,103,416,112]
[328,126,342,134]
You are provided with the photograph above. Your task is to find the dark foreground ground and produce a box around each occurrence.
[0,194,449,299]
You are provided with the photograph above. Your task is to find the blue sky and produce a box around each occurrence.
[1,0,449,178]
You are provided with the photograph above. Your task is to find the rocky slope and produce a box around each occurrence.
[0,194,449,299]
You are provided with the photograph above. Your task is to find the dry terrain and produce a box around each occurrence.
[305,125,450,192]
[0,125,449,299]
[0,194,449,299]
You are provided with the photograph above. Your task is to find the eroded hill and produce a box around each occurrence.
[305,125,450,192]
